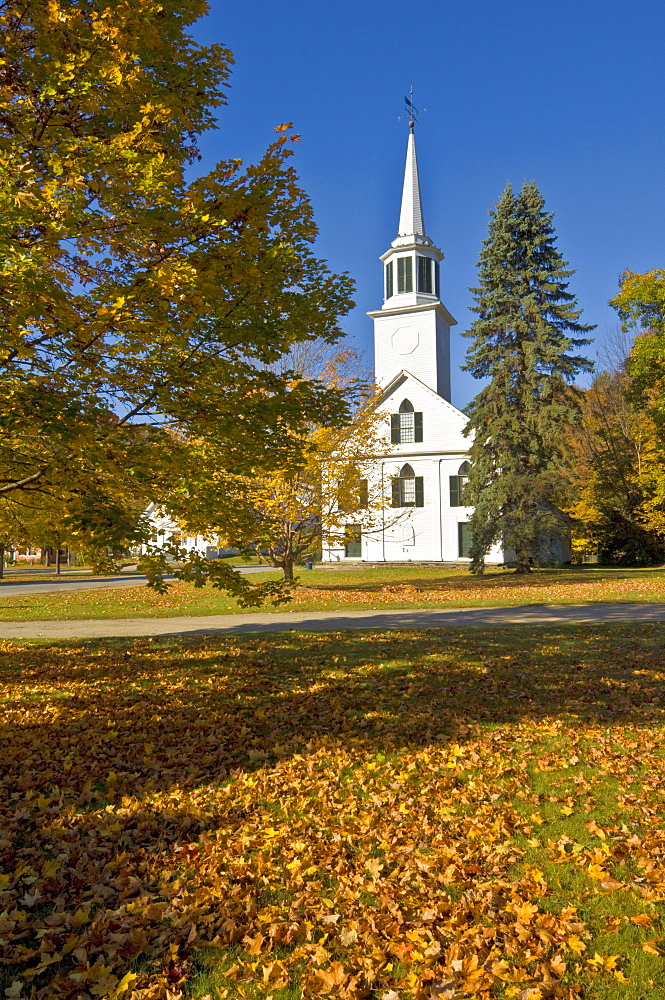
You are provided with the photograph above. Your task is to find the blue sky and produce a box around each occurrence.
[192,1,664,410]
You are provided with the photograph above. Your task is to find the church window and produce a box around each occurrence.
[417,255,433,293]
[344,525,362,557]
[458,522,473,558]
[392,464,424,508]
[449,461,470,506]
[385,261,394,299]
[397,256,413,293]
[390,399,423,444]
[399,399,415,442]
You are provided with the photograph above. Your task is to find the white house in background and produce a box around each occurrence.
[142,503,227,560]
[322,123,504,565]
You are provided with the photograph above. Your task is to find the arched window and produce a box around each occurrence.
[392,463,424,508]
[450,461,471,507]
[390,398,423,444]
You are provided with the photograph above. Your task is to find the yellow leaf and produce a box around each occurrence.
[566,934,587,955]
[110,971,138,997]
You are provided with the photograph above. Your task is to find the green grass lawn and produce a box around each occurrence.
[0,563,664,620]
[2,624,665,998]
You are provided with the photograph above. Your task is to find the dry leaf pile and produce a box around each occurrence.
[1,626,665,999]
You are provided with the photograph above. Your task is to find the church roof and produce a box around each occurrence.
[377,369,468,423]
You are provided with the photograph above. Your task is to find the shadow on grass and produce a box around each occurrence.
[2,623,665,997]
[2,624,665,797]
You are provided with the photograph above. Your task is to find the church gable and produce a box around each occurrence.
[376,371,470,453]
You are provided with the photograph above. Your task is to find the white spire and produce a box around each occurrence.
[398,128,425,238]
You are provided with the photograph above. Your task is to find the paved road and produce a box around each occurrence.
[2,602,665,640]
[0,566,279,597]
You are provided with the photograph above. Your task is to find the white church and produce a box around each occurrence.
[322,123,503,565]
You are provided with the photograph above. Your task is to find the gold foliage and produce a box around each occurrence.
[2,627,665,997]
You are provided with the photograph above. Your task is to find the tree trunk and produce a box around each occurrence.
[56,542,61,576]
[0,545,4,580]
[514,547,532,574]
[283,558,294,581]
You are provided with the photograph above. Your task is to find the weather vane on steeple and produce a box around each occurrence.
[399,85,426,130]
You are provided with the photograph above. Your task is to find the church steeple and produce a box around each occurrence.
[368,111,457,401]
[379,123,441,310]
[398,128,426,238]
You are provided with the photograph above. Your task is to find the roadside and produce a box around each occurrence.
[3,601,665,639]
[0,565,280,597]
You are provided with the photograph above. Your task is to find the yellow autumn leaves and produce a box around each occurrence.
[2,626,665,998]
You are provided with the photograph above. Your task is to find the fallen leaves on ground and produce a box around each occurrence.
[1,567,664,622]
[1,625,665,999]
[293,570,665,608]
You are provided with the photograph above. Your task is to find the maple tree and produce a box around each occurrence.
[152,361,394,581]
[612,268,665,431]
[565,372,664,564]
[463,182,593,574]
[609,269,665,543]
[0,0,353,560]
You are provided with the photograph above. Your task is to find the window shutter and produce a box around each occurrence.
[404,256,413,292]
[398,256,413,293]
[391,479,400,507]
[390,414,400,443]
[435,260,440,298]
[417,256,432,293]
[449,475,459,507]
[414,412,423,442]
[415,477,424,507]
[385,261,393,299]
[359,479,368,508]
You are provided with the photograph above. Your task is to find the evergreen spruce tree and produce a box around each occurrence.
[463,181,594,573]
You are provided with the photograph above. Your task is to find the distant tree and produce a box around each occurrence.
[262,337,368,382]
[463,181,594,573]
[604,270,665,549]
[566,372,664,564]
[612,269,665,441]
